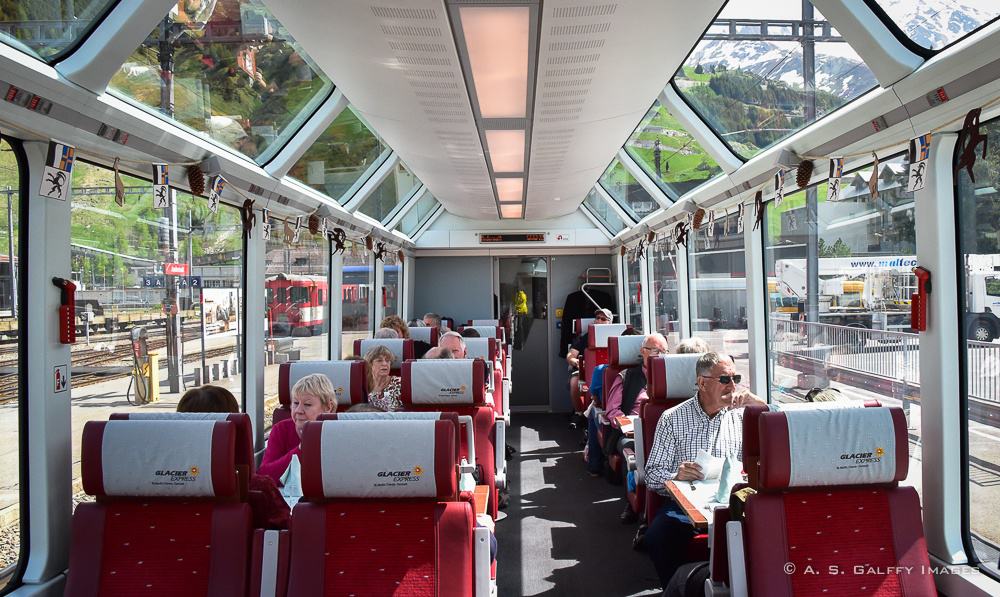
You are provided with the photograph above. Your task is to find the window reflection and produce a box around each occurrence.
[110,0,332,161]
[675,0,877,158]
[0,0,117,62]
[625,100,722,197]
[626,254,643,331]
[871,0,999,51]
[599,159,659,221]
[397,192,438,237]
[288,107,388,203]
[341,240,371,358]
[651,240,680,348]
[357,162,419,223]
[582,188,625,235]
[383,250,401,318]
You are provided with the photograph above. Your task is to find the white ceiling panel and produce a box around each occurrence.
[267,0,724,221]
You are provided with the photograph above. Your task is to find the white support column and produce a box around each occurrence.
[613,252,626,324]
[265,90,349,179]
[676,243,692,339]
[639,244,652,334]
[57,0,179,93]
[744,209,769,399]
[914,133,966,564]
[811,0,923,87]
[330,252,344,359]
[22,141,72,584]
[373,253,385,328]
[243,213,266,452]
[403,254,416,321]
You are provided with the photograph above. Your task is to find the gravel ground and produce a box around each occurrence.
[0,493,94,575]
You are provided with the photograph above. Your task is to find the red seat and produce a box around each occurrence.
[275,360,367,425]
[640,354,703,524]
[599,335,645,484]
[582,323,627,386]
[461,325,506,347]
[353,338,415,374]
[740,406,933,596]
[401,359,500,519]
[441,317,455,331]
[409,326,439,347]
[464,337,505,420]
[66,419,251,597]
[288,418,477,597]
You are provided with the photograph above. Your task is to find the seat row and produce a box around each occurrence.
[66,413,494,597]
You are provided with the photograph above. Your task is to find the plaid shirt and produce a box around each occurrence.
[644,394,746,496]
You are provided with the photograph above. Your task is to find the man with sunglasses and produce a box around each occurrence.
[565,308,613,370]
[641,352,763,592]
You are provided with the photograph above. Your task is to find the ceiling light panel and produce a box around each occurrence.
[485,129,526,172]
[500,204,524,218]
[459,6,530,118]
[496,177,524,202]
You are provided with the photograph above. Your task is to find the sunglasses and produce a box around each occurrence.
[641,346,665,355]
[701,374,742,385]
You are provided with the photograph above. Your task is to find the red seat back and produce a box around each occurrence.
[67,419,251,597]
[582,324,626,385]
[409,325,439,347]
[275,360,367,425]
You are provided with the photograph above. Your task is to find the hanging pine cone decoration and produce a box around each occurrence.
[364,235,374,251]
[186,164,205,196]
[397,249,405,262]
[619,245,627,257]
[646,230,656,244]
[308,213,320,235]
[795,160,814,189]
[692,208,706,230]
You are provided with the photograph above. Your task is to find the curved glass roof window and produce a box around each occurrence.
[0,0,117,62]
[396,191,440,237]
[288,106,389,203]
[109,0,333,162]
[870,0,999,52]
[599,159,660,222]
[583,188,626,235]
[625,100,723,198]
[357,162,420,223]
[674,0,877,159]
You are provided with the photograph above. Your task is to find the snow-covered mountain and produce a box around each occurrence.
[686,1,994,98]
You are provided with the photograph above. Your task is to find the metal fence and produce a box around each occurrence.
[769,317,1000,404]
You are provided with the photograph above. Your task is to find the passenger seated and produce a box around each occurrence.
[605,332,668,428]
[675,336,711,354]
[424,311,447,332]
[374,326,399,339]
[259,373,337,484]
[424,346,455,359]
[806,387,844,402]
[439,330,467,359]
[460,327,481,338]
[642,352,765,589]
[346,402,381,412]
[585,363,609,477]
[381,314,432,358]
[176,384,289,529]
[565,308,612,371]
[364,344,403,411]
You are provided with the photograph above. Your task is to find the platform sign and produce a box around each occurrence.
[164,262,189,276]
[142,275,165,288]
[177,276,202,289]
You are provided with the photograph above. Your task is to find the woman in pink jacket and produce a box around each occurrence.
[259,373,337,484]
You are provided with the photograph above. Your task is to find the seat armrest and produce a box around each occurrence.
[494,420,507,489]
[705,580,731,597]
[474,525,495,597]
[250,529,288,597]
[632,414,646,485]
[623,447,637,471]
[502,378,511,424]
[726,521,748,597]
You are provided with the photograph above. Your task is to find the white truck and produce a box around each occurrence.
[966,254,1000,342]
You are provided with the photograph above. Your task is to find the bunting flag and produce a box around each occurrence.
[113,157,125,207]
[868,152,880,200]
[906,133,932,192]
[283,219,295,246]
[152,163,170,208]
[673,220,689,247]
[320,217,328,238]
[736,204,745,235]
[207,175,226,214]
[827,157,845,202]
[261,208,271,240]
[293,215,304,243]
[752,190,764,231]
[706,209,715,237]
[774,170,785,206]
[39,140,75,201]
[241,199,256,238]
[332,227,347,254]
[955,107,987,183]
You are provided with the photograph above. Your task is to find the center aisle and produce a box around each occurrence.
[496,414,662,596]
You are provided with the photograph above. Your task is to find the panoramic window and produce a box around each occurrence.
[762,153,921,499]
[688,209,749,379]
[955,115,1000,569]
[356,162,419,223]
[582,188,626,236]
[871,0,999,51]
[109,0,332,162]
[287,106,389,203]
[396,191,439,238]
[651,239,680,349]
[69,160,245,493]
[263,216,330,429]
[625,253,643,331]
[341,240,371,358]
[0,139,22,592]
[625,100,723,198]
[599,159,660,222]
[675,0,878,159]
[383,249,401,318]
[0,0,116,62]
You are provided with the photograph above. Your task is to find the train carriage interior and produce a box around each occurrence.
[1,0,1000,595]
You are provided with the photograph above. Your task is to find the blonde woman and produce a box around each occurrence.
[365,344,403,412]
[259,373,337,484]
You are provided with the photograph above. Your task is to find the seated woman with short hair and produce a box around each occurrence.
[259,373,338,484]
[365,345,403,412]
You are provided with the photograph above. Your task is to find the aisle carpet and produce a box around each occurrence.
[495,414,662,596]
